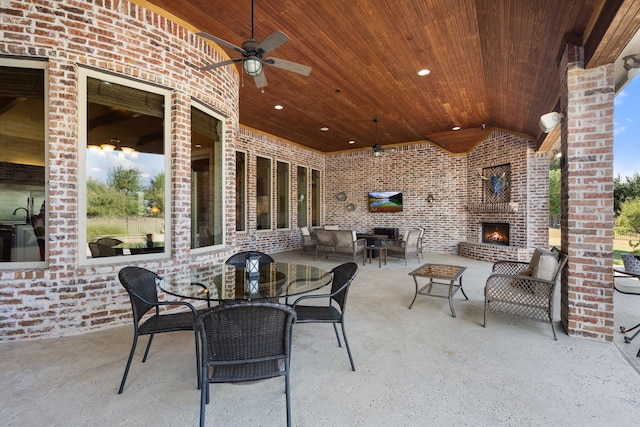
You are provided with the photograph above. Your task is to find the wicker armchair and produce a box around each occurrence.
[386,228,422,265]
[484,248,568,339]
[117,266,200,394]
[300,226,316,255]
[195,302,297,427]
[291,262,359,371]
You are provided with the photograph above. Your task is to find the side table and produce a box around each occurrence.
[408,263,468,317]
[366,245,387,267]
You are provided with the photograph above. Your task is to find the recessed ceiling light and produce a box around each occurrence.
[452,126,461,131]
[418,69,431,76]
[348,140,355,144]
[274,104,283,110]
[320,127,329,132]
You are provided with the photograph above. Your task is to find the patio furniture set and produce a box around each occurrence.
[117,253,358,427]
[116,245,572,425]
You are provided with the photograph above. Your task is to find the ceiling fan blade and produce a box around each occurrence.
[254,72,268,88]
[265,57,312,76]
[258,30,290,54]
[199,58,242,71]
[196,31,246,55]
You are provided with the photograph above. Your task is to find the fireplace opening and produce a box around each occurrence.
[482,222,509,246]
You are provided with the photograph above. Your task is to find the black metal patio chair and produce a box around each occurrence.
[195,302,297,427]
[117,266,200,394]
[291,262,359,371]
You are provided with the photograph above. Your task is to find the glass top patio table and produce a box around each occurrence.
[159,262,332,302]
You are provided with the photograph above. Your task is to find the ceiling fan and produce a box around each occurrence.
[371,118,396,157]
[193,0,311,88]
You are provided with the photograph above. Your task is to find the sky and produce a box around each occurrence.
[614,76,640,180]
[86,149,164,186]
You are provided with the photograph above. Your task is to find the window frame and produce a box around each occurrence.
[276,159,290,230]
[190,102,225,253]
[297,165,308,228]
[311,168,322,227]
[0,57,49,269]
[235,150,247,233]
[78,67,172,265]
[256,155,272,231]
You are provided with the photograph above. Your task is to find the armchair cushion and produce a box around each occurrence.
[532,249,558,281]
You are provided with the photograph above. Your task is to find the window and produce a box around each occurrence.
[311,169,321,226]
[191,105,224,250]
[297,166,308,227]
[79,69,170,261]
[236,151,246,232]
[276,161,290,229]
[0,60,48,265]
[256,156,271,230]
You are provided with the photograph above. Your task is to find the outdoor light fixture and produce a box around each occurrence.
[539,112,564,133]
[243,57,263,77]
[90,137,137,157]
[623,54,640,80]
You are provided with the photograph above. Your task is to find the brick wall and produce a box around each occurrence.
[559,44,615,341]
[234,128,325,253]
[0,0,246,340]
[324,143,468,253]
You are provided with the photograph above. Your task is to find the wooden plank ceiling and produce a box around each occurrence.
[141,0,639,154]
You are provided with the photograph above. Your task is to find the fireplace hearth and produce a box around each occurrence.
[482,223,509,246]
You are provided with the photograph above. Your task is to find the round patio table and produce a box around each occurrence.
[159,262,331,302]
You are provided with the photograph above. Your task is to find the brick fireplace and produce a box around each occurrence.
[458,132,549,263]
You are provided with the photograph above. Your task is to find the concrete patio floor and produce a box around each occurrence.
[2,251,640,426]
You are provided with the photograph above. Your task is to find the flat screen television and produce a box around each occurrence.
[368,191,403,213]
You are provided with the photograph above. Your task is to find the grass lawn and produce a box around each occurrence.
[549,227,632,266]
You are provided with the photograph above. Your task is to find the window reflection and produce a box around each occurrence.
[236,151,246,232]
[0,63,47,264]
[276,161,289,229]
[256,156,271,230]
[191,106,223,249]
[297,166,308,227]
[84,76,167,258]
[311,169,321,227]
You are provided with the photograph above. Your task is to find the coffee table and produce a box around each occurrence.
[408,263,468,317]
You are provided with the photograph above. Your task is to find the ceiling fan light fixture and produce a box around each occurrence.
[243,57,263,76]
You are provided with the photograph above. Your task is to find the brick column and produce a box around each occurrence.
[559,44,615,341]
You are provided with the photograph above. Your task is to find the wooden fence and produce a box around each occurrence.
[87,216,164,240]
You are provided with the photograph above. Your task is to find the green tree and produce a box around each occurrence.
[86,177,133,216]
[145,172,165,215]
[107,166,143,196]
[614,173,640,216]
[617,198,640,235]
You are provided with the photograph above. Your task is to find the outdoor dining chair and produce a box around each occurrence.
[117,266,200,394]
[291,262,359,371]
[195,302,297,427]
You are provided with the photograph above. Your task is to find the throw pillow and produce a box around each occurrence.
[532,249,558,281]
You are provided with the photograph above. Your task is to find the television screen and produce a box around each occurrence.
[368,191,403,213]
